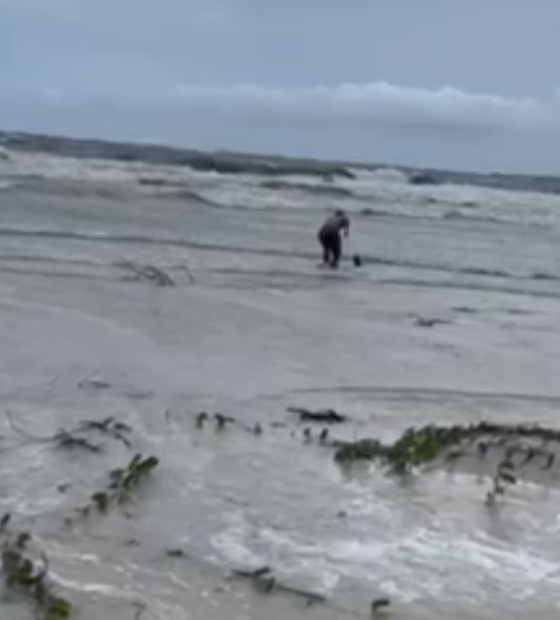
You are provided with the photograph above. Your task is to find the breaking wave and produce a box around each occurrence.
[260,180,355,199]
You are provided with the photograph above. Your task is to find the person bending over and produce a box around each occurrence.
[317,209,350,269]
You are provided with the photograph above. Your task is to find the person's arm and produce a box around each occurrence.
[342,216,350,237]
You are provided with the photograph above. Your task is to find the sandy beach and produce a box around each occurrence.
[1,143,560,619]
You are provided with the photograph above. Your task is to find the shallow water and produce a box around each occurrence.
[1,150,560,619]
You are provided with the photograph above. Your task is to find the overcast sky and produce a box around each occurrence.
[1,0,560,173]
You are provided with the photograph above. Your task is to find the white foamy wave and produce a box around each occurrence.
[350,166,409,184]
[6,149,560,229]
[2,150,225,196]
[210,513,266,568]
[340,166,560,227]
[211,515,560,607]
[208,470,560,614]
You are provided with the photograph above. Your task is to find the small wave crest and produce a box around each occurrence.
[260,180,354,199]
[1,175,128,200]
[0,226,180,247]
[155,187,223,207]
[359,167,409,184]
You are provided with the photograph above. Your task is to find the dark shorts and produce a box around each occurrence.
[318,229,341,267]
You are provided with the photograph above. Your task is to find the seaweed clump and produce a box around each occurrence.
[486,459,517,505]
[334,424,468,475]
[334,421,560,478]
[73,454,159,521]
[0,514,72,619]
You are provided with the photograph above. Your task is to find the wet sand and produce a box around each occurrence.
[1,150,560,618]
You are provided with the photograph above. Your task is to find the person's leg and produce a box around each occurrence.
[323,241,330,265]
[330,233,341,268]
[318,230,330,265]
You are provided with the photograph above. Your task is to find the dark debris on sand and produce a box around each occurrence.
[115,258,176,287]
[5,411,133,453]
[287,406,348,424]
[229,565,327,606]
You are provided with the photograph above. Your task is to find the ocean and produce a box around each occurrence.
[1,132,560,619]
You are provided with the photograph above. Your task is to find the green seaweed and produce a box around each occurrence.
[73,454,159,521]
[333,420,559,503]
[486,459,517,505]
[0,513,72,619]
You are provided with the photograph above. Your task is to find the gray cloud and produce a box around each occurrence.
[168,83,560,134]
[3,81,558,135]
[2,0,560,172]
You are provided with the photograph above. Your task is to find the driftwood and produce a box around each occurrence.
[414,317,450,328]
[229,566,326,605]
[53,429,102,453]
[78,377,111,390]
[194,411,264,436]
[116,257,175,287]
[117,258,195,285]
[4,411,132,452]
[287,406,347,424]
[231,566,272,579]
[5,411,100,452]
[77,416,132,448]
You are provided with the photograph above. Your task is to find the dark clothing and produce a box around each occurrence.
[319,213,350,237]
[318,228,341,267]
[318,213,349,268]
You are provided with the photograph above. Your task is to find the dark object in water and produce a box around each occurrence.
[54,429,102,453]
[258,576,276,593]
[77,416,132,447]
[477,441,489,456]
[195,412,209,428]
[371,598,391,614]
[542,452,555,470]
[232,566,272,579]
[445,449,464,462]
[230,565,326,604]
[352,254,362,267]
[78,378,111,390]
[138,177,167,186]
[214,413,235,430]
[409,172,439,185]
[414,317,449,328]
[287,406,347,424]
[166,548,186,558]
